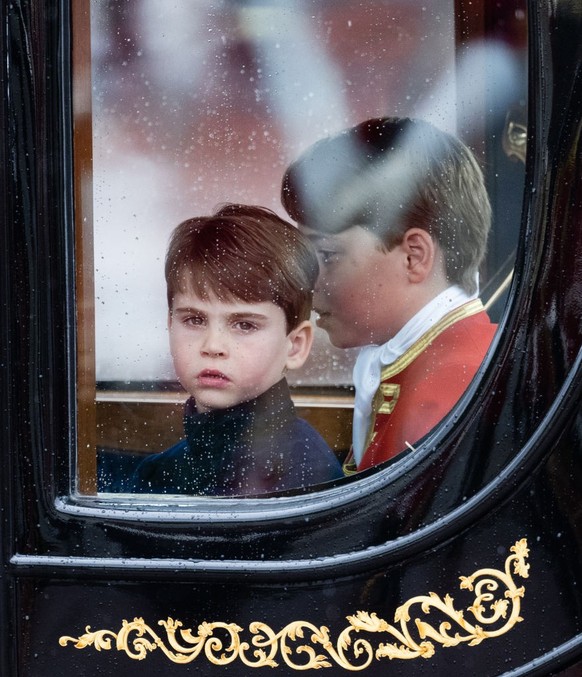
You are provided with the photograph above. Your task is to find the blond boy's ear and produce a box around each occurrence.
[401,227,437,283]
[285,320,314,371]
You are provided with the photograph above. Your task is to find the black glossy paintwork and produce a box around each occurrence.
[1,0,582,675]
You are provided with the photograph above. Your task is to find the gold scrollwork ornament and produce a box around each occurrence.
[59,538,530,670]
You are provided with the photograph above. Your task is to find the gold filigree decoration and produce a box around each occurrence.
[59,538,529,670]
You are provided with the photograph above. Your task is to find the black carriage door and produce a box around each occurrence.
[2,1,582,676]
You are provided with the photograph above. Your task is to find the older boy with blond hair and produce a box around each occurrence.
[282,117,497,472]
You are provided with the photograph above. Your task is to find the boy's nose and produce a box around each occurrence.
[200,328,228,357]
[314,274,331,299]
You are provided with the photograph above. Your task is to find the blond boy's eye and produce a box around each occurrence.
[185,315,205,326]
[317,249,338,265]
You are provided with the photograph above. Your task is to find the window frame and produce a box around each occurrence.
[53,0,529,543]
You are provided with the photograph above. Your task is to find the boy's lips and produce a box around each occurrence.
[196,369,231,387]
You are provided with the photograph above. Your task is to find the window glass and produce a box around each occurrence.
[76,0,527,497]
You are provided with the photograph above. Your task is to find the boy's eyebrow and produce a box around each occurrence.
[298,225,325,242]
[171,305,206,314]
[302,231,337,246]
[303,231,326,244]
[227,312,270,321]
[312,236,344,250]
[171,306,270,321]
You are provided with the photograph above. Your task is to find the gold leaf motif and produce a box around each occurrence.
[459,575,474,591]
[59,538,530,670]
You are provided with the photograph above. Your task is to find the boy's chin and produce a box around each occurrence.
[328,336,356,350]
[324,329,360,350]
[193,392,255,413]
[317,316,361,349]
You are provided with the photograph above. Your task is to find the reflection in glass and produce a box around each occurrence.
[78,0,527,495]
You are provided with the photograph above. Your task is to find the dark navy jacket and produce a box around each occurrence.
[128,379,343,496]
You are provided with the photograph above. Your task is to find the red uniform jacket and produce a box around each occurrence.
[347,301,497,473]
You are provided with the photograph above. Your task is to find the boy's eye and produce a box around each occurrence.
[317,249,339,265]
[233,320,258,332]
[185,315,205,326]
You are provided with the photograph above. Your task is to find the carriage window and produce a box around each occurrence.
[74,1,527,496]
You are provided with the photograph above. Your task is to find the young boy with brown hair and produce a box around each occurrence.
[130,204,343,495]
[281,117,497,473]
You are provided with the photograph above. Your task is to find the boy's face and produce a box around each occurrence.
[305,226,413,349]
[169,291,308,413]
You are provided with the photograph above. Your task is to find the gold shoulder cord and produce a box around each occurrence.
[380,299,485,381]
[361,299,485,455]
[342,454,358,476]
[60,538,529,670]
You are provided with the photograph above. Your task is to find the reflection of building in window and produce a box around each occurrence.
[90,0,456,386]
[81,1,527,492]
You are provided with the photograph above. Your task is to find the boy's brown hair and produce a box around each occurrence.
[281,117,491,295]
[165,203,318,332]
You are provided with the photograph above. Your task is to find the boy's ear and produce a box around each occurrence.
[285,320,314,371]
[167,310,173,329]
[401,227,437,283]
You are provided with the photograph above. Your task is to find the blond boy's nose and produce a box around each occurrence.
[314,275,330,299]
